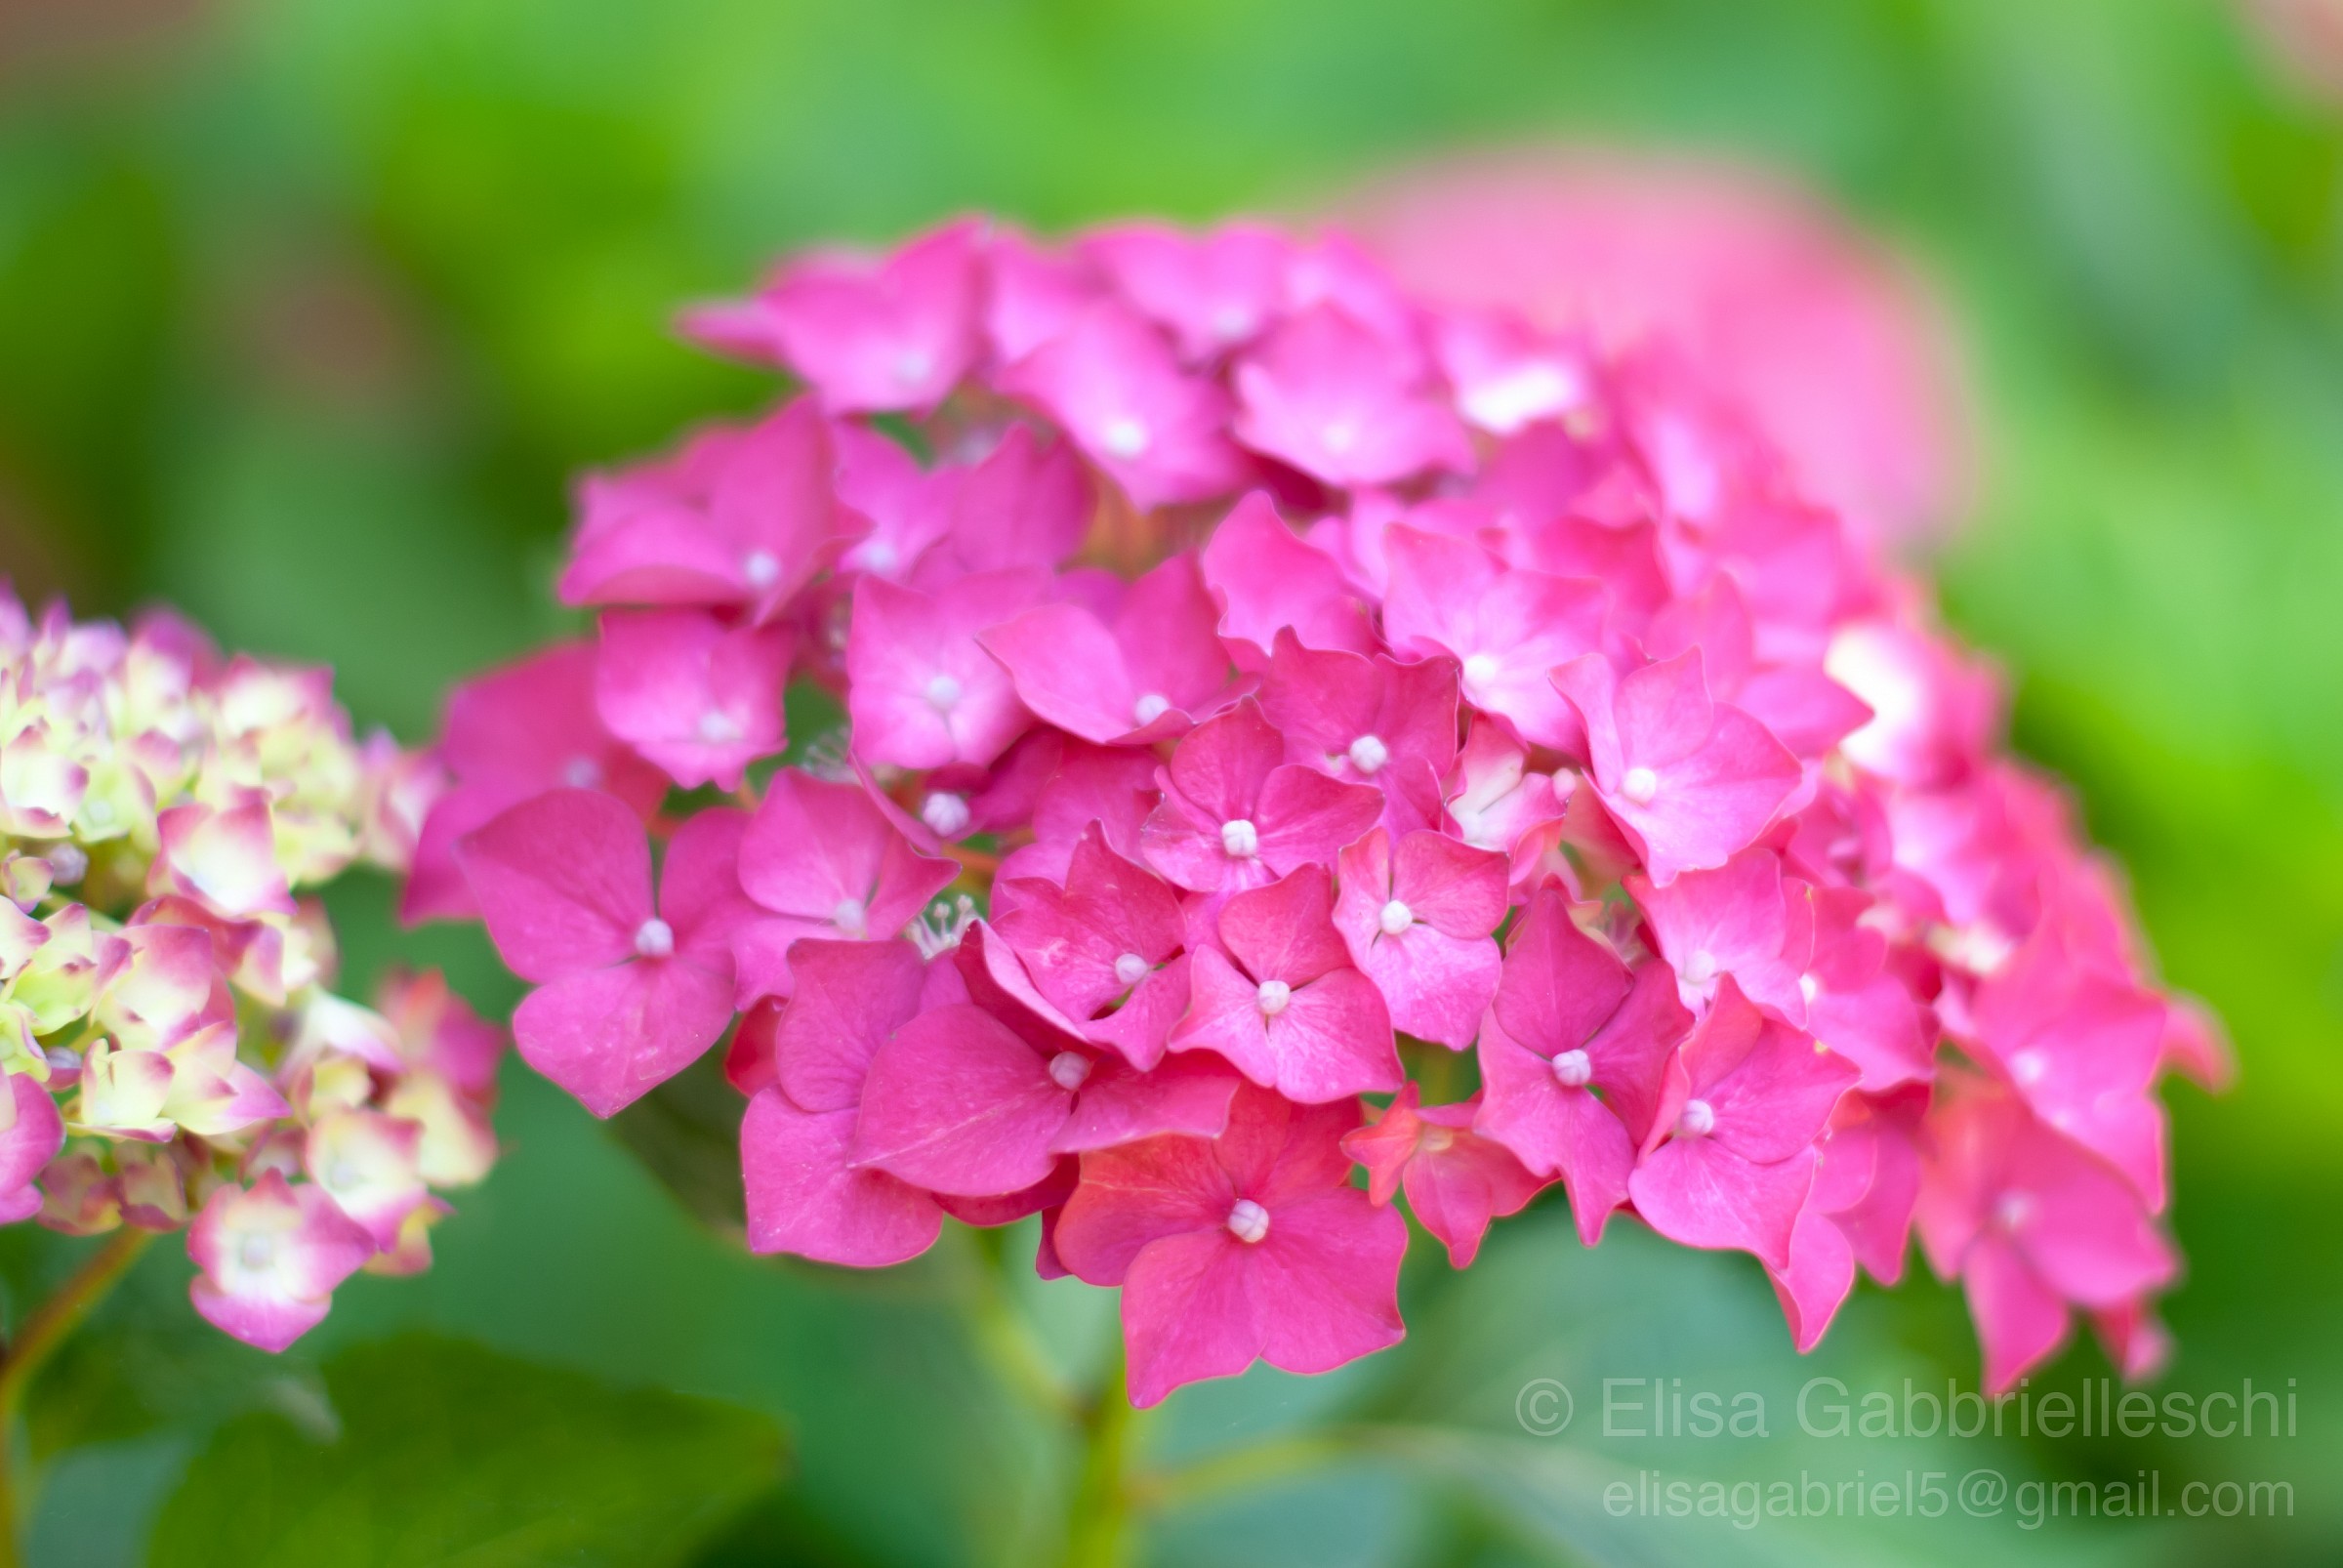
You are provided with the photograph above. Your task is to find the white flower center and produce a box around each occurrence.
[1211,305,1253,342]
[1377,899,1414,937]
[921,792,972,839]
[1680,949,1718,987]
[2010,1049,2047,1087]
[1551,1049,1593,1089]
[1225,1198,1271,1244]
[634,919,675,959]
[45,844,87,886]
[1675,1098,1716,1138]
[1322,420,1358,454]
[1220,818,1259,858]
[1461,652,1501,691]
[1799,973,1820,1006]
[1996,1191,2033,1231]
[924,674,964,711]
[697,710,742,745]
[237,1232,278,1271]
[1114,951,1150,987]
[1102,417,1151,459]
[1048,1051,1092,1092]
[1256,979,1293,1017]
[831,897,869,937]
[1346,733,1389,774]
[561,755,602,789]
[742,550,781,590]
[1132,691,1172,726]
[861,540,901,573]
[1620,765,1660,805]
[893,348,933,385]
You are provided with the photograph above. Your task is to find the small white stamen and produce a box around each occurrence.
[1132,692,1172,726]
[1680,949,1718,987]
[861,540,901,574]
[1620,765,1660,805]
[1461,652,1501,691]
[1114,951,1150,987]
[924,674,964,711]
[1225,1197,1271,1244]
[1256,979,1293,1016]
[1675,1098,1716,1138]
[561,755,603,789]
[2011,1049,2048,1087]
[326,1159,359,1190]
[1048,1051,1093,1092]
[742,550,781,590]
[831,897,869,938]
[1551,1049,1593,1089]
[634,919,675,959]
[1377,899,1415,937]
[921,792,972,840]
[697,711,742,745]
[1220,818,1259,858]
[893,349,933,385]
[44,844,87,886]
[1798,973,1820,1006]
[1996,1191,2033,1231]
[1210,305,1253,342]
[1346,734,1389,774]
[1322,421,1358,454]
[238,1233,277,1271]
[1102,417,1150,459]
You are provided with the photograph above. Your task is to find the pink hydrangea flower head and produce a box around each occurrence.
[1232,303,1474,487]
[846,567,1043,770]
[1079,221,1294,363]
[980,553,1230,745]
[1054,1081,1408,1406]
[457,790,754,1117]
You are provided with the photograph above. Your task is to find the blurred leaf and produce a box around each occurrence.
[147,1335,784,1568]
[606,1050,750,1233]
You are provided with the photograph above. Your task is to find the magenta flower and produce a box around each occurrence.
[1381,527,1605,752]
[1053,1082,1408,1406]
[1172,865,1401,1103]
[981,554,1230,744]
[846,568,1042,770]
[995,741,1162,888]
[686,221,984,414]
[402,640,669,924]
[1232,304,1472,486]
[1554,648,1800,885]
[560,400,851,619]
[1332,828,1507,1049]
[730,771,957,1004]
[1001,302,1246,508]
[1628,978,1858,1271]
[1627,846,1808,1023]
[1138,703,1381,894]
[1256,630,1459,797]
[594,609,794,791]
[1342,1084,1544,1266]
[994,824,1192,1069]
[0,1073,63,1223]
[929,425,1093,578]
[1197,493,1377,664]
[1079,221,1291,363]
[1916,1078,2176,1392]
[1475,889,1690,1243]
[852,970,1240,1199]
[458,790,753,1116]
[741,939,942,1267]
[186,1171,376,1352]
[1797,886,1931,1090]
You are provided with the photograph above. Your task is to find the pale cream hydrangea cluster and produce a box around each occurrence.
[0,594,495,1351]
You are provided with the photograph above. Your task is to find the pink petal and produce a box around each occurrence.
[852,1003,1068,1196]
[513,956,735,1118]
[457,789,649,983]
[594,609,793,790]
[1198,493,1375,664]
[770,938,928,1115]
[742,1091,942,1266]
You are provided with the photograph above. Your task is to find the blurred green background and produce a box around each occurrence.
[2,0,2339,1563]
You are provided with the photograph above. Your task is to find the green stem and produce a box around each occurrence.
[0,1227,153,1565]
[954,1228,1081,1424]
[1130,1426,1369,1513]
[1060,1351,1134,1568]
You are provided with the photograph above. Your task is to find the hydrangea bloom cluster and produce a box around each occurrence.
[411,217,2220,1405]
[0,596,500,1350]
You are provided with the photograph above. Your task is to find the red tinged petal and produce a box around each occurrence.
[457,789,649,983]
[852,1003,1070,1197]
[1199,494,1376,663]
[511,954,736,1118]
[742,1091,941,1267]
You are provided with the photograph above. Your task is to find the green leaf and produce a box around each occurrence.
[147,1334,784,1568]
[604,1049,752,1233]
